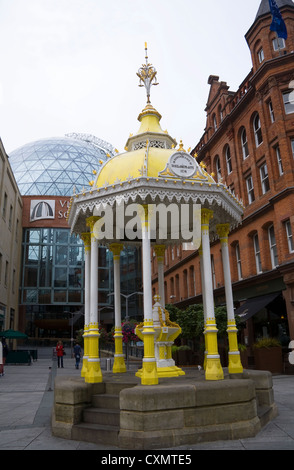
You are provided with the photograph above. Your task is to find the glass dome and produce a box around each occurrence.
[8,133,115,196]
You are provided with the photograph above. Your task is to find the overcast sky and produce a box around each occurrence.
[0,0,263,154]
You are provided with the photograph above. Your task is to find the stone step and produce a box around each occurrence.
[92,393,120,409]
[83,407,120,426]
[104,382,138,395]
[72,422,119,446]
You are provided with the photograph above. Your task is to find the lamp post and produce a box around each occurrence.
[108,291,143,321]
[67,311,84,357]
[108,291,143,370]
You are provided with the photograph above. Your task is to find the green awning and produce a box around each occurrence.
[0,329,28,339]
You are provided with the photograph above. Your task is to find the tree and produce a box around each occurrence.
[166,303,241,343]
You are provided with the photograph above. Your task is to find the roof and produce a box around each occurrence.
[256,0,294,20]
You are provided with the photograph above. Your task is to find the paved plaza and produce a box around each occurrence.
[0,353,294,451]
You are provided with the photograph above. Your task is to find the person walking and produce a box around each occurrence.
[73,342,82,369]
[56,340,64,368]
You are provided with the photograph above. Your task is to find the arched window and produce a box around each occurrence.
[213,114,217,131]
[215,156,221,182]
[268,225,278,268]
[253,113,263,147]
[241,127,249,159]
[225,145,232,174]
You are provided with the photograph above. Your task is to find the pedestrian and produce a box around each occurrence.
[0,338,8,376]
[73,342,82,369]
[56,340,64,368]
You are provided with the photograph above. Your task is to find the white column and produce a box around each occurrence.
[90,234,98,325]
[85,216,102,383]
[110,243,126,373]
[80,233,91,378]
[83,235,91,327]
[139,204,158,385]
[201,209,224,381]
[216,224,243,374]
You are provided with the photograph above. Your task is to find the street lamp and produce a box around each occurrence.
[107,291,143,321]
[67,310,84,356]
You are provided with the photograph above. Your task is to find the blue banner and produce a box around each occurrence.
[268,0,288,39]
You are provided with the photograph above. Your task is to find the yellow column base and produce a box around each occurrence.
[227,320,243,374]
[136,359,158,385]
[81,326,88,378]
[113,328,126,373]
[205,317,224,381]
[113,355,127,373]
[135,320,158,385]
[81,356,88,378]
[205,356,224,380]
[84,323,103,383]
[157,366,185,377]
[228,353,243,374]
[85,359,103,383]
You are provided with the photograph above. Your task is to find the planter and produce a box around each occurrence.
[254,346,283,373]
[172,348,193,366]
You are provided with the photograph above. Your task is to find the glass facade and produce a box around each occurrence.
[21,228,86,306]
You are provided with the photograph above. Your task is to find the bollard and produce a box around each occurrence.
[48,366,53,391]
[106,358,111,371]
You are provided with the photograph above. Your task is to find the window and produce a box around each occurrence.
[283,91,294,114]
[273,37,285,51]
[258,48,264,63]
[276,146,283,175]
[268,225,278,268]
[260,163,270,194]
[291,139,294,158]
[15,219,19,242]
[285,220,294,253]
[213,114,217,132]
[2,192,7,219]
[189,265,196,297]
[253,233,262,274]
[241,128,249,159]
[216,156,221,182]
[12,269,15,294]
[219,106,223,122]
[226,146,232,174]
[4,261,8,286]
[8,205,13,230]
[268,101,275,123]
[183,269,188,298]
[236,244,242,280]
[253,113,263,147]
[246,175,255,204]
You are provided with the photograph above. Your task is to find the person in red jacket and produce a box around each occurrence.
[56,340,64,368]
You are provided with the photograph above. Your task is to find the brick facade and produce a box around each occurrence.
[152,1,294,348]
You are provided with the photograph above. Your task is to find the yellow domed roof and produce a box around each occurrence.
[95,146,175,187]
[93,45,215,189]
[95,102,181,188]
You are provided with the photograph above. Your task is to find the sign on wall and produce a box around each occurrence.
[30,200,55,222]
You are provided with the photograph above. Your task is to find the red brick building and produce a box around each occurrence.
[152,0,294,355]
